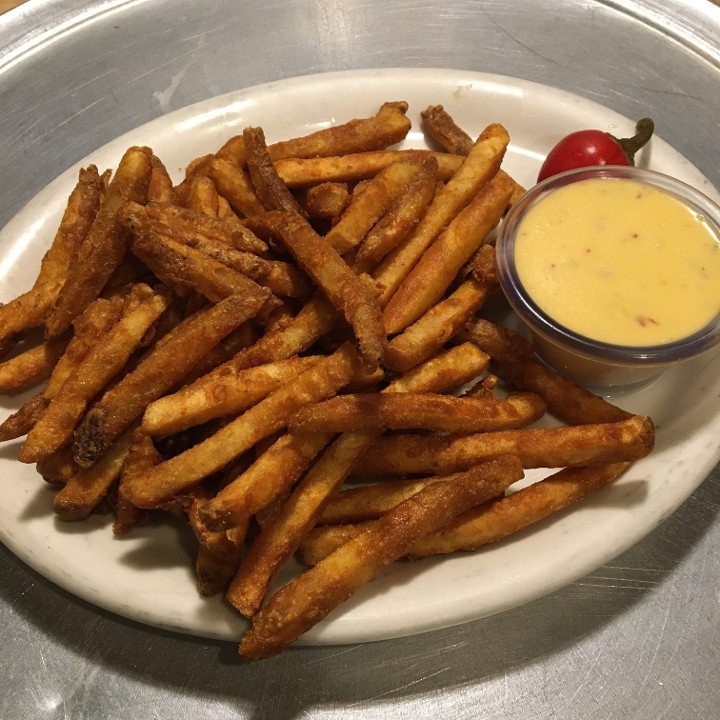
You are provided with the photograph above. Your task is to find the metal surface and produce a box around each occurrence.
[1,1,719,717]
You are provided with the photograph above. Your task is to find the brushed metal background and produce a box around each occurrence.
[0,1,718,718]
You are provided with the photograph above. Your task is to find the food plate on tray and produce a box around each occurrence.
[0,68,719,645]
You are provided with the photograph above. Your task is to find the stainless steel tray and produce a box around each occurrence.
[1,1,718,718]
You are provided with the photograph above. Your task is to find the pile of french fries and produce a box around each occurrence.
[0,101,655,659]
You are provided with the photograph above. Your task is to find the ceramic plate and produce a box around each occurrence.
[1,68,718,644]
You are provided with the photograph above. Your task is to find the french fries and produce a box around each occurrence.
[0,99,659,658]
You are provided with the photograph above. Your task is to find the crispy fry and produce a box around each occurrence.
[244,126,306,215]
[127,222,273,305]
[373,124,510,306]
[301,463,630,563]
[239,455,524,657]
[53,431,134,521]
[385,274,494,372]
[290,391,546,434]
[275,150,463,188]
[147,154,176,204]
[459,317,535,363]
[301,182,350,220]
[0,337,69,395]
[0,393,48,441]
[323,161,422,254]
[121,342,359,508]
[46,147,154,338]
[18,286,171,464]
[143,356,320,437]
[385,342,490,394]
[353,157,437,272]
[73,292,268,467]
[36,446,79,485]
[0,166,103,346]
[493,358,632,425]
[383,170,514,333]
[265,212,386,370]
[421,104,474,155]
[185,176,219,216]
[199,431,332,532]
[354,414,655,476]
[207,157,265,218]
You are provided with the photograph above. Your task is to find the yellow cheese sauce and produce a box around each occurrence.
[514,177,720,346]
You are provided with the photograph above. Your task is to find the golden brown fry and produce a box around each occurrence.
[354,414,655,476]
[239,455,524,657]
[323,161,422,254]
[185,176,219,216]
[36,446,79,485]
[301,182,350,220]
[121,342,359,508]
[301,463,629,563]
[493,358,632,425]
[266,212,386,370]
[275,150,463,188]
[199,431,332,532]
[128,224,273,306]
[0,166,103,346]
[0,393,48,441]
[53,431,134,521]
[421,104,474,155]
[373,124,510,306]
[244,126,306,215]
[385,342,490,394]
[147,154,176,204]
[268,101,412,160]
[142,201,268,256]
[353,157,437,272]
[289,391,547,434]
[384,275,493,372]
[207,157,265,218]
[0,336,69,395]
[73,292,268,468]
[143,356,320,437]
[46,146,154,338]
[383,170,514,333]
[459,317,535,363]
[18,286,171,464]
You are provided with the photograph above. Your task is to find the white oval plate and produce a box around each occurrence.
[1,69,719,645]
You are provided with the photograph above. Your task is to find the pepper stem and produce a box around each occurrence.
[609,118,655,165]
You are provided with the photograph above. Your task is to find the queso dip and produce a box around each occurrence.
[514,177,720,346]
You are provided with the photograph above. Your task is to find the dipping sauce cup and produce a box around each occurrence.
[495,166,720,389]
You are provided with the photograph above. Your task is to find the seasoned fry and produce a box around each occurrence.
[143,356,320,437]
[0,337,69,395]
[353,157,438,272]
[46,146,154,338]
[373,124,510,306]
[301,463,630,563]
[323,161,422,254]
[73,292,268,468]
[36,446,79,485]
[185,176,219,216]
[301,182,350,220]
[383,170,514,333]
[239,455,524,658]
[493,358,632,425]
[121,342,359,508]
[385,274,494,372]
[127,222,273,306]
[290,391,547,434]
[421,104,474,155]
[275,150,463,188]
[0,166,103,347]
[265,212,387,370]
[459,317,535,363]
[199,431,332,532]
[207,157,265,218]
[53,431,134,521]
[147,154,176,204]
[18,286,171,464]
[244,126,306,215]
[354,414,655,476]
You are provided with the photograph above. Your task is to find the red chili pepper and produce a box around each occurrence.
[537,118,654,182]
